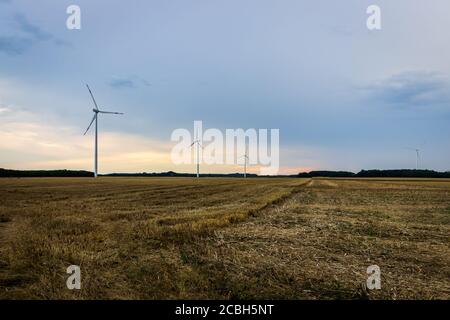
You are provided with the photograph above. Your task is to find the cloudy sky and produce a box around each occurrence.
[1,0,449,174]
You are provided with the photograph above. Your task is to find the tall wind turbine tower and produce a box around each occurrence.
[190,132,202,178]
[414,148,420,170]
[240,148,249,178]
[84,84,124,178]
[406,147,420,170]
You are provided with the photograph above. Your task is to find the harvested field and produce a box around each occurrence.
[0,177,448,299]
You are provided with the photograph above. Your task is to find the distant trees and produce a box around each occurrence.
[297,169,450,178]
[0,169,93,177]
[356,169,450,178]
[297,171,355,178]
[1,168,449,178]
[107,171,258,178]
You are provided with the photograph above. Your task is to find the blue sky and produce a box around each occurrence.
[1,0,449,173]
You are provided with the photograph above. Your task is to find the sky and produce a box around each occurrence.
[0,0,449,174]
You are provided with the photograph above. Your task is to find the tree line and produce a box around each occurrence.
[1,168,449,178]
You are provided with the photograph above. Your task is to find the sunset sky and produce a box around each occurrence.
[1,0,449,174]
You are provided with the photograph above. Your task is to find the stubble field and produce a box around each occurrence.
[0,177,449,299]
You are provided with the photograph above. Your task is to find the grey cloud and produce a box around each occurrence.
[14,14,53,41]
[0,36,33,55]
[365,71,450,107]
[0,13,66,55]
[109,76,151,89]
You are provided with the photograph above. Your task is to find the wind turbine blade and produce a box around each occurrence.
[86,84,99,110]
[98,110,124,115]
[190,140,201,147]
[83,114,96,135]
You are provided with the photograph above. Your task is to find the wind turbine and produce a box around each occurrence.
[240,150,249,178]
[83,84,123,178]
[406,147,420,170]
[190,133,202,178]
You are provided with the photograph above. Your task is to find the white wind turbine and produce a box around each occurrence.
[83,84,124,178]
[240,148,249,178]
[406,147,420,170]
[190,132,202,178]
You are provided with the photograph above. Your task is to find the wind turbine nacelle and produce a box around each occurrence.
[93,109,99,113]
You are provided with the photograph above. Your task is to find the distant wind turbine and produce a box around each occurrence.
[240,150,249,178]
[83,84,124,178]
[190,132,203,178]
[406,147,420,170]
